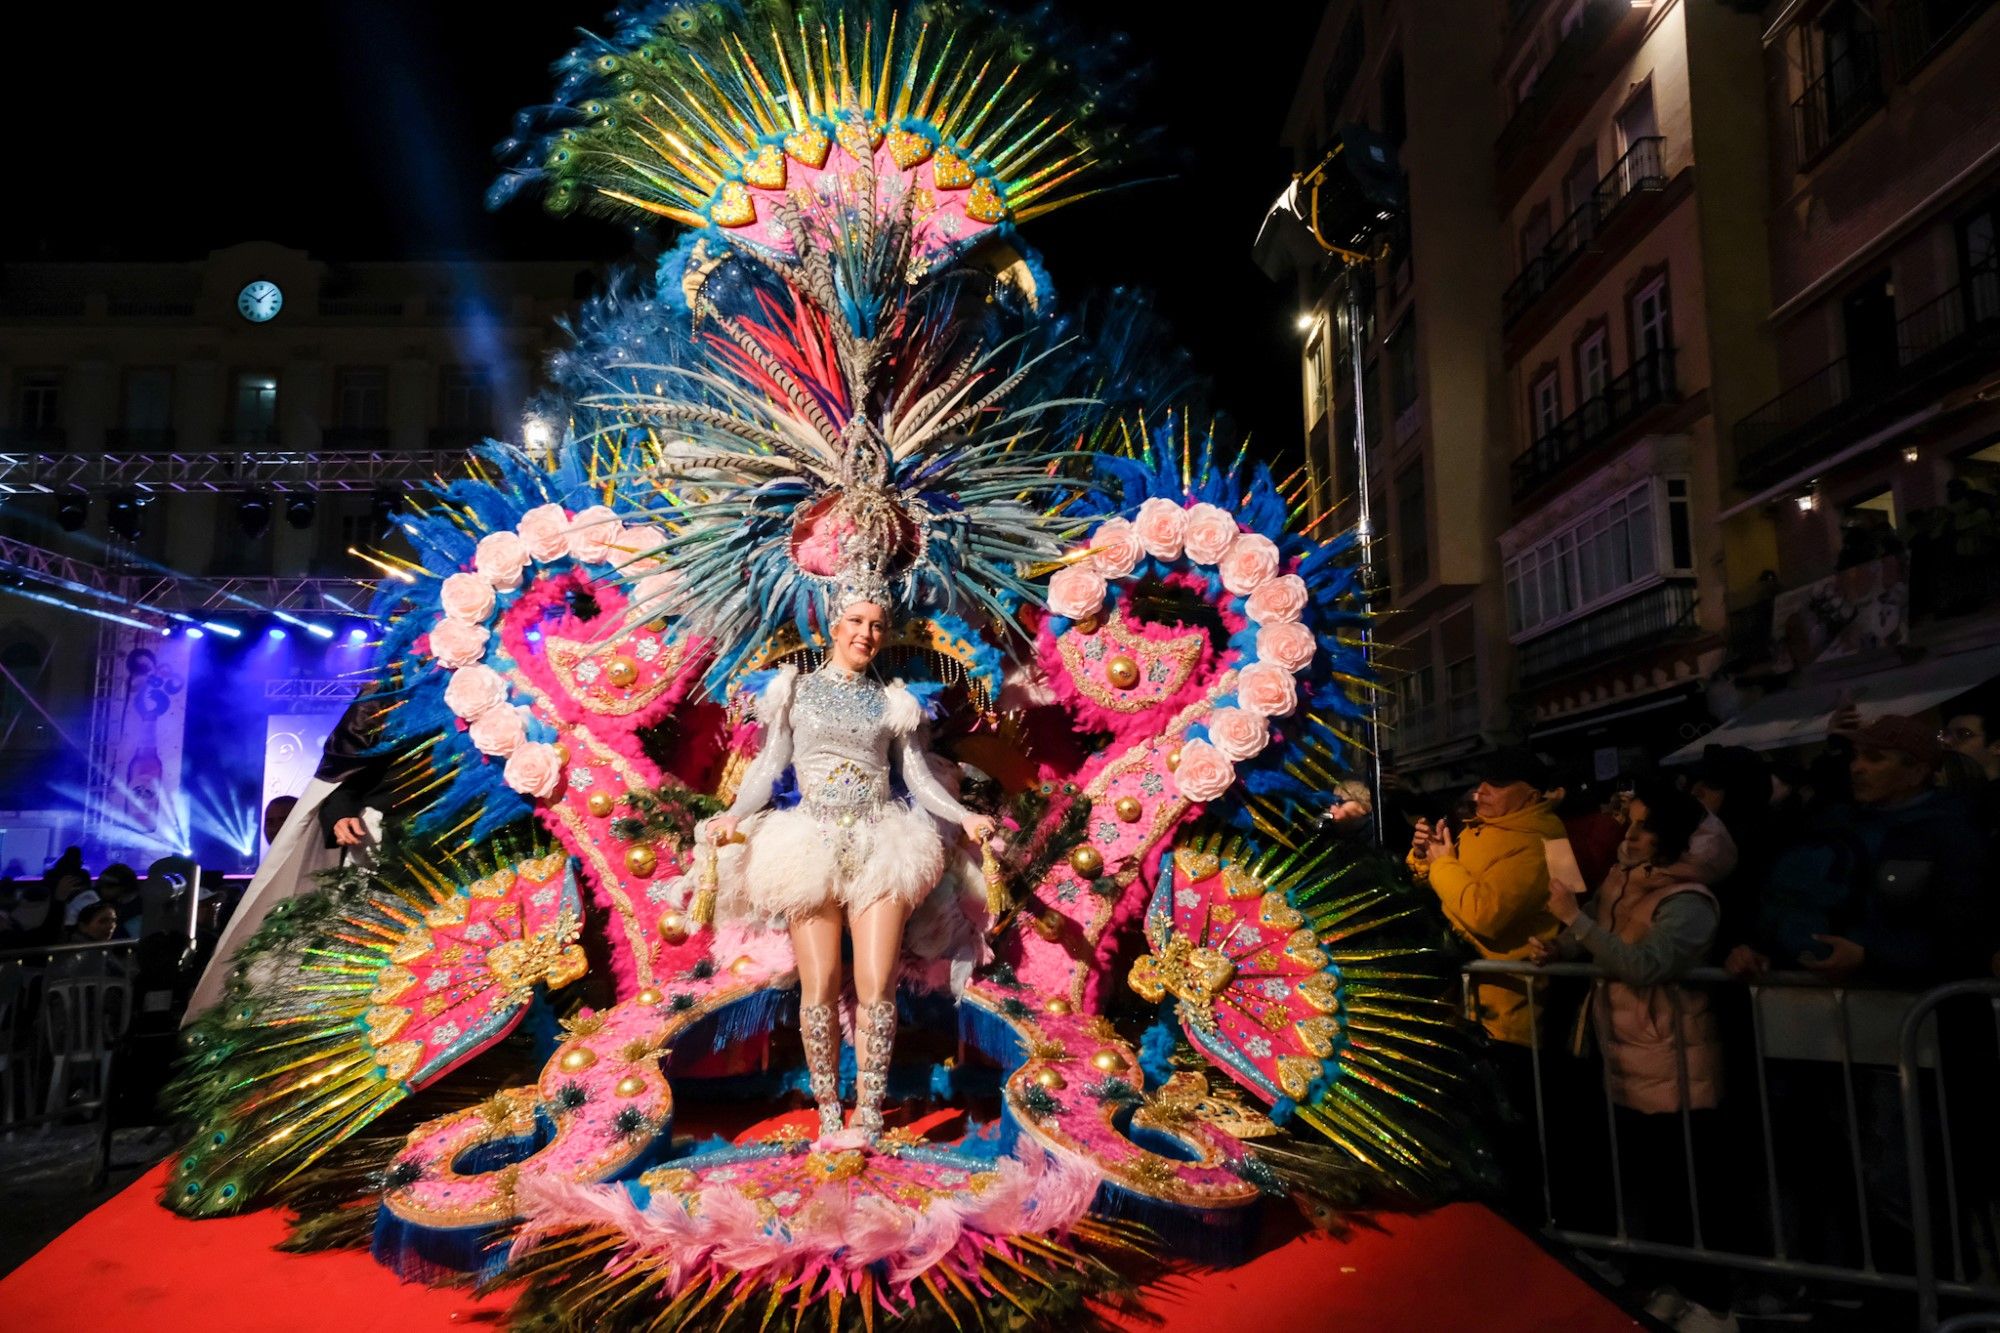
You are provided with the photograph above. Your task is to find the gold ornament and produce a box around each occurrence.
[586,791,615,818]
[635,987,664,1006]
[1166,748,1182,771]
[1031,1067,1066,1090]
[555,742,571,765]
[1091,1049,1130,1073]
[605,656,639,688]
[1114,796,1143,823]
[1076,615,1101,635]
[625,845,658,878]
[1032,913,1064,941]
[1044,997,1073,1016]
[657,911,689,945]
[558,1047,597,1072]
[1105,655,1140,689]
[729,955,756,975]
[614,1075,647,1098]
[1069,845,1104,879]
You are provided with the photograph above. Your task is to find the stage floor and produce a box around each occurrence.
[0,1160,1641,1332]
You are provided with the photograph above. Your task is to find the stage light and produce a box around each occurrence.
[185,627,205,640]
[200,621,242,639]
[108,490,144,541]
[56,493,89,532]
[267,627,288,642]
[304,623,335,640]
[237,492,273,538]
[346,627,368,643]
[523,414,555,461]
[285,494,317,529]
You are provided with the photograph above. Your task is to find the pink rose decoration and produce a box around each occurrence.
[502,741,564,799]
[1171,739,1236,803]
[1133,497,1188,561]
[1256,620,1318,673]
[443,664,509,721]
[468,704,527,757]
[566,505,622,564]
[1047,563,1108,621]
[1205,706,1269,762]
[611,524,667,573]
[516,504,572,563]
[473,531,530,591]
[428,618,490,670]
[1246,573,1310,625]
[1237,661,1301,718]
[439,571,497,624]
[1183,503,1240,565]
[1089,517,1144,578]
[1219,533,1281,596]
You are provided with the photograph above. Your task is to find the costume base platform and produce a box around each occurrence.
[0,1159,1640,1332]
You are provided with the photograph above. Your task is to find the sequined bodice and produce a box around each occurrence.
[788,668,893,811]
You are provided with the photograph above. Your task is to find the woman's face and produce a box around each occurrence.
[1621,796,1659,864]
[77,906,117,942]
[830,601,887,671]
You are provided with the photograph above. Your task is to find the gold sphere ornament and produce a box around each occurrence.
[656,912,688,945]
[1069,845,1104,879]
[1090,1049,1130,1073]
[586,791,615,819]
[1044,997,1074,1016]
[558,1047,597,1072]
[614,1075,647,1098]
[729,955,756,976]
[605,656,640,688]
[625,845,658,878]
[1166,748,1182,771]
[635,987,664,1006]
[1105,655,1140,690]
[1031,1067,1067,1090]
[1114,796,1143,823]
[1075,615,1101,635]
[1031,913,1064,941]
[555,742,572,766]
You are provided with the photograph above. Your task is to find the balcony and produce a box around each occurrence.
[1890,0,1994,75]
[1734,262,2000,488]
[1518,579,1697,686]
[1496,0,1649,190]
[1511,344,1679,503]
[317,297,408,320]
[219,426,281,449]
[1503,137,1668,329]
[320,426,392,449]
[1792,35,1885,169]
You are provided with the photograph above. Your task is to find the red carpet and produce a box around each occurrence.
[0,1162,1640,1332]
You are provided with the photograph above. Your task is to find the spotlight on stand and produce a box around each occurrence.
[285,494,317,529]
[1253,126,1405,281]
[237,491,273,538]
[108,490,144,541]
[55,492,89,533]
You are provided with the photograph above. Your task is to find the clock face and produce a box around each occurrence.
[237,280,283,323]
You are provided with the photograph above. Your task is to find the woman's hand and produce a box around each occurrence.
[1526,936,1561,966]
[706,814,741,846]
[960,815,997,847]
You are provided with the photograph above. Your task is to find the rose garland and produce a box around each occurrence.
[1046,498,1317,805]
[428,503,674,797]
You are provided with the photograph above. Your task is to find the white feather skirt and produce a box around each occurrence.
[714,800,946,922]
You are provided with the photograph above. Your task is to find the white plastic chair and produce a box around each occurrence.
[41,968,130,1117]
[0,963,22,1126]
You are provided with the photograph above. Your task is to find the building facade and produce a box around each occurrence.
[1280,0,1514,791]
[0,241,596,869]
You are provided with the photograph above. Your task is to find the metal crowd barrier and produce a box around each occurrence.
[0,939,139,1185]
[1462,958,2000,1331]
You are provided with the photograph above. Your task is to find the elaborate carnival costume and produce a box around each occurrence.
[162,3,1484,1327]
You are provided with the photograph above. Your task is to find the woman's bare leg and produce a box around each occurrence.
[790,905,846,1137]
[848,895,908,1139]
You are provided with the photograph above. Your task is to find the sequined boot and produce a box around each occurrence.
[799,1001,844,1139]
[852,999,898,1141]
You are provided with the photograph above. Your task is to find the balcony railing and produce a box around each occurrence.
[1734,262,2000,486]
[1517,579,1697,685]
[1511,344,1679,502]
[1503,136,1667,328]
[1390,705,1439,754]
[1793,34,1885,168]
[1497,0,1626,164]
[1890,0,1993,75]
[219,426,281,448]
[318,297,409,319]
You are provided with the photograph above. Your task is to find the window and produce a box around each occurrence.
[1440,607,1479,736]
[1563,148,1601,219]
[1960,198,1998,324]
[1558,0,1587,38]
[1576,327,1610,402]
[440,367,494,431]
[1531,369,1563,442]
[1520,203,1552,268]
[336,367,388,429]
[1303,333,1327,426]
[1616,83,1658,155]
[121,369,173,430]
[1632,275,1672,356]
[1380,51,1407,147]
[17,372,61,429]
[1363,356,1382,448]
[1505,477,1690,639]
[1387,316,1419,413]
[231,372,279,438]
[1394,632,1436,742]
[1322,15,1365,132]
[1513,47,1547,109]
[1396,461,1429,590]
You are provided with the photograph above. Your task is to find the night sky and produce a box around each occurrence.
[3,1,1320,458]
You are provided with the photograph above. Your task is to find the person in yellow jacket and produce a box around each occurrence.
[1407,749,1566,1047]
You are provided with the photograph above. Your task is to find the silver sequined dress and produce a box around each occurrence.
[709,664,970,922]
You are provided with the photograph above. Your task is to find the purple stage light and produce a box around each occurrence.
[185,627,205,640]
[346,626,368,643]
[267,627,287,642]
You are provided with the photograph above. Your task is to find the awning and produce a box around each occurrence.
[1662,644,2000,763]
